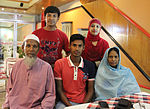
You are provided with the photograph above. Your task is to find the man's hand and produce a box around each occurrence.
[95,61,100,67]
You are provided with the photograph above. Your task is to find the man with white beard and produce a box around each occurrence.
[3,34,56,109]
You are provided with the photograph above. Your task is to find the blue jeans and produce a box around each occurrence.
[56,101,79,109]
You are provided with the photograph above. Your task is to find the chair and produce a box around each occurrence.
[4,58,19,77]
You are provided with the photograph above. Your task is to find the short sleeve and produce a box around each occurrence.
[61,32,70,53]
[32,29,40,37]
[88,61,96,79]
[83,60,96,80]
[54,59,63,80]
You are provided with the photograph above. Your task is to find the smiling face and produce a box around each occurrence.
[45,13,59,27]
[23,39,39,58]
[70,40,84,58]
[89,23,101,36]
[107,50,119,68]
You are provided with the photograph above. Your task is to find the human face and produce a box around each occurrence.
[107,50,119,68]
[23,39,39,58]
[45,13,59,26]
[89,23,101,36]
[70,40,84,57]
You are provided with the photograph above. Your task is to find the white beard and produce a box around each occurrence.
[24,56,37,69]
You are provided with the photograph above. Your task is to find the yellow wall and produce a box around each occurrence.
[109,0,150,35]
[17,24,33,41]
[57,7,91,37]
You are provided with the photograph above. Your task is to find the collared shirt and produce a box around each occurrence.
[54,56,96,103]
[3,58,56,109]
[68,55,83,80]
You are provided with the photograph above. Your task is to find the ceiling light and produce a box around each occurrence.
[20,3,24,7]
[42,7,44,10]
[2,8,4,11]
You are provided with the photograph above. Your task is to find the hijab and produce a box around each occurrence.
[87,18,101,41]
[95,47,140,100]
[82,18,104,61]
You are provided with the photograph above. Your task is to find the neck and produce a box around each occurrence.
[70,55,81,66]
[87,31,100,41]
[44,25,56,31]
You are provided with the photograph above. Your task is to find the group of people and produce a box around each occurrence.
[2,6,140,109]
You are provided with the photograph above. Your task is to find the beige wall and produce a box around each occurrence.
[17,24,33,41]
[57,7,91,38]
[109,0,150,35]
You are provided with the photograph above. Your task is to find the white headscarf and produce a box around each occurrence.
[95,47,140,100]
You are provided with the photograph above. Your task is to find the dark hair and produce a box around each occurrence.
[70,34,85,45]
[44,6,60,17]
[108,47,119,56]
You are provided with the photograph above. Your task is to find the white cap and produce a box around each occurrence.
[23,34,40,43]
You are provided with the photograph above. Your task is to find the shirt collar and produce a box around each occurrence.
[67,55,84,68]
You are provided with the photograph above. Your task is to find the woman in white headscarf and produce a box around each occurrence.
[95,47,140,100]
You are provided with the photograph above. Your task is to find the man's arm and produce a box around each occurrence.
[3,68,15,109]
[83,81,94,103]
[41,66,56,109]
[95,61,100,67]
[2,93,10,109]
[2,92,10,109]
[56,80,72,106]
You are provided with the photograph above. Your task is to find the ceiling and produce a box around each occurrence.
[0,0,77,15]
[0,0,77,28]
